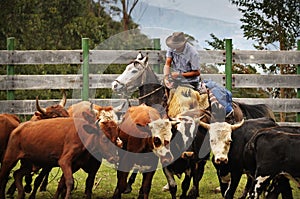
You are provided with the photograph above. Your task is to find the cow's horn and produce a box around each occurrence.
[231,119,244,130]
[59,90,67,107]
[35,96,46,115]
[113,102,126,112]
[199,120,210,130]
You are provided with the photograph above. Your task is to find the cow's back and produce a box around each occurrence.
[6,118,78,167]
[227,118,278,171]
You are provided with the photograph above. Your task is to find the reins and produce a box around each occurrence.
[138,85,164,100]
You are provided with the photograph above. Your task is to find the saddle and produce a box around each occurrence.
[166,86,210,118]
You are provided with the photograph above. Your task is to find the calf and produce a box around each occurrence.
[199,117,279,199]
[112,104,175,199]
[246,126,300,199]
[0,111,119,199]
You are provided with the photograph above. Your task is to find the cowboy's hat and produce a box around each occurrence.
[166,32,187,49]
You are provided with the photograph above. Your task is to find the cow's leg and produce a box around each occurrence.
[39,172,49,192]
[188,160,207,199]
[54,175,67,199]
[28,167,52,199]
[83,160,101,199]
[124,169,138,194]
[14,165,32,199]
[265,176,293,199]
[239,175,254,199]
[249,175,272,199]
[58,158,74,199]
[113,170,129,199]
[138,171,155,199]
[224,171,243,199]
[0,159,19,199]
[24,173,33,193]
[162,167,177,199]
[180,173,191,199]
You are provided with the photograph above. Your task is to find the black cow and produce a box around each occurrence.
[245,126,300,199]
[201,117,279,199]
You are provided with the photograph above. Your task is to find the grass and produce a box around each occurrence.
[6,159,300,199]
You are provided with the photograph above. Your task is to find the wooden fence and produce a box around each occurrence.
[0,38,299,125]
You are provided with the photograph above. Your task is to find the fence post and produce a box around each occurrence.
[153,38,161,73]
[225,39,232,91]
[7,37,15,100]
[81,38,89,101]
[297,40,300,122]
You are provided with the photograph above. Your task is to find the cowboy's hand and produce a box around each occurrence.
[171,71,181,79]
[164,76,173,89]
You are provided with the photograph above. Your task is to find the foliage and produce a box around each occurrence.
[0,0,149,101]
[230,0,299,51]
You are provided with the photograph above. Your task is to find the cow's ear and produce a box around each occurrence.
[83,124,99,135]
[34,111,41,116]
[82,112,95,124]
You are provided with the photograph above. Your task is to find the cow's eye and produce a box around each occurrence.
[153,137,162,147]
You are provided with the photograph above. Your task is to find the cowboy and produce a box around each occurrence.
[163,31,234,121]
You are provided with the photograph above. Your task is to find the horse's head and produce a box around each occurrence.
[112,52,149,94]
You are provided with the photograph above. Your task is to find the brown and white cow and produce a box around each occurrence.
[0,108,119,199]
[113,104,175,199]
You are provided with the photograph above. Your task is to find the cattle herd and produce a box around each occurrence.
[0,90,299,199]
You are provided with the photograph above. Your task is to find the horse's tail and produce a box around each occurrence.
[233,101,276,121]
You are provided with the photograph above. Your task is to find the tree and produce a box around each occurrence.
[97,0,140,31]
[231,0,299,51]
[231,0,299,121]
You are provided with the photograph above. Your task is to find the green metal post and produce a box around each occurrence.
[297,40,300,122]
[153,38,161,73]
[7,37,15,100]
[225,39,232,91]
[81,38,89,101]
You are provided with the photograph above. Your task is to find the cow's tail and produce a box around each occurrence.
[234,101,275,121]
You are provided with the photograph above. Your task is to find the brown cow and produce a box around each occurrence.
[0,114,20,163]
[0,109,119,199]
[30,91,69,121]
[113,104,175,199]
[24,101,122,199]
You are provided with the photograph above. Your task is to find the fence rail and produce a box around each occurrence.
[0,37,299,125]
